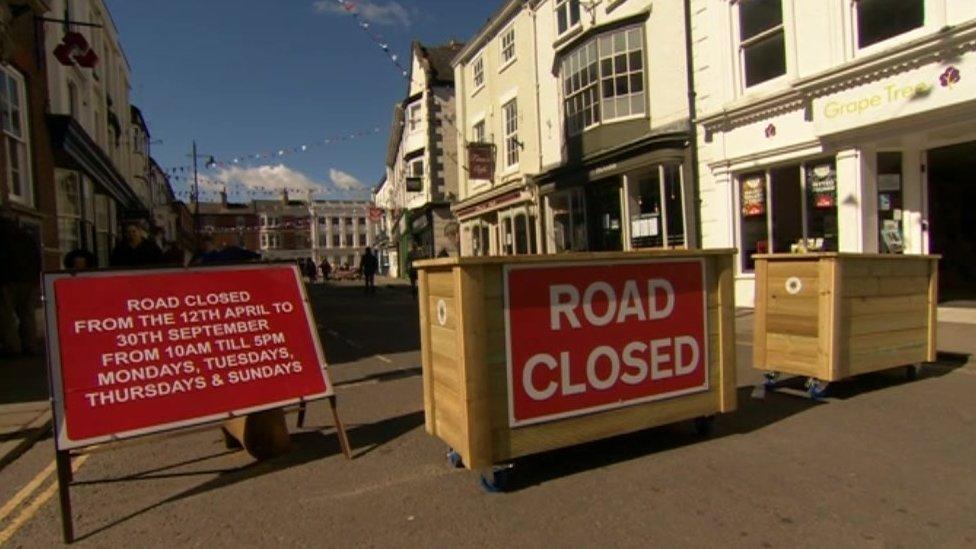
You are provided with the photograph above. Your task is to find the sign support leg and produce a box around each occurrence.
[328,396,351,460]
[55,449,74,543]
[297,401,307,429]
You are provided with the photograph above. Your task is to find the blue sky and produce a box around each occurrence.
[105,0,499,202]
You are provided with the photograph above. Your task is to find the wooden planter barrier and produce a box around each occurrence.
[753,253,939,397]
[415,250,737,485]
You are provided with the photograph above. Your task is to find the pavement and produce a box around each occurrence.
[0,282,974,546]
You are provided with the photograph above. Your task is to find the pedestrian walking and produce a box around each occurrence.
[306,258,318,283]
[361,248,379,294]
[0,214,41,356]
[110,221,165,267]
[320,258,332,281]
[407,243,420,298]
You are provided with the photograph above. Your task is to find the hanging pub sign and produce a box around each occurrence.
[807,162,837,209]
[741,175,766,217]
[467,143,496,181]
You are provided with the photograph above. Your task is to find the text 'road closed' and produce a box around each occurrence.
[505,260,708,426]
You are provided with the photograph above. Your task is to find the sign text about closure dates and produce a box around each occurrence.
[506,260,708,425]
[72,290,305,407]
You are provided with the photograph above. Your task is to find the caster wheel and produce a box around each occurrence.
[447,449,464,469]
[763,371,780,388]
[805,378,828,400]
[694,415,715,437]
[906,364,922,381]
[479,466,512,493]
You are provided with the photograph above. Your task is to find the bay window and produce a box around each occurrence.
[561,26,645,136]
[1,66,33,207]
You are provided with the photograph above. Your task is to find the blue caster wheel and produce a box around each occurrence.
[447,449,464,469]
[763,371,780,388]
[694,415,715,437]
[479,466,513,493]
[805,378,828,400]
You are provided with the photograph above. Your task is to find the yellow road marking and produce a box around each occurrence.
[0,455,89,545]
[0,461,57,523]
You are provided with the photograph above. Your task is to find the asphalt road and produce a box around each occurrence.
[2,281,975,547]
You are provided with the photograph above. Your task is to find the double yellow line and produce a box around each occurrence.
[0,455,89,544]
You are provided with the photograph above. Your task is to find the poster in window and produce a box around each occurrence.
[740,176,766,217]
[807,162,837,209]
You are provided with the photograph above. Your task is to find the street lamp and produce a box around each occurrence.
[187,140,216,250]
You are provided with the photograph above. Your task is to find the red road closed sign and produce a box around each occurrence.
[504,259,708,427]
[44,264,333,449]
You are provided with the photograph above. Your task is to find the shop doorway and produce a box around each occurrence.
[586,180,623,251]
[927,141,976,301]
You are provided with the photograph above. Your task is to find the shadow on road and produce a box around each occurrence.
[0,354,49,405]
[72,409,424,542]
[499,386,821,493]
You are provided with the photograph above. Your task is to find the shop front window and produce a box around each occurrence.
[587,180,623,252]
[737,160,839,272]
[628,165,686,249]
[547,188,587,253]
[877,152,904,254]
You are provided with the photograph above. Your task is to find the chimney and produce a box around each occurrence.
[220,189,228,207]
[281,188,289,204]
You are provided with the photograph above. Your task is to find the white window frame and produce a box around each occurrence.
[500,26,517,70]
[1,65,34,207]
[407,102,422,133]
[849,0,932,57]
[555,0,581,38]
[472,118,486,144]
[502,99,519,170]
[561,26,647,137]
[408,157,425,178]
[732,0,789,94]
[472,56,485,92]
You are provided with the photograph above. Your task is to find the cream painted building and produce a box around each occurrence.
[384,41,463,270]
[692,0,976,306]
[454,0,696,258]
[44,0,149,264]
[453,1,543,257]
[534,0,696,254]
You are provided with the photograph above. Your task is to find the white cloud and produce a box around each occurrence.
[216,164,328,195]
[329,168,365,191]
[312,0,412,27]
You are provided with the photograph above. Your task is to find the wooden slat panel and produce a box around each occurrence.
[846,294,928,317]
[753,259,768,371]
[766,313,819,337]
[498,391,720,461]
[766,333,819,356]
[419,270,435,435]
[849,328,927,355]
[820,258,842,381]
[846,346,927,377]
[429,324,457,358]
[431,351,460,392]
[842,259,930,278]
[767,294,819,316]
[715,254,738,413]
[768,260,820,279]
[427,271,455,299]
[927,260,939,362]
[842,276,928,298]
[847,311,928,336]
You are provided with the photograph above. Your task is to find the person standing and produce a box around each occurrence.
[320,257,332,281]
[110,221,164,267]
[407,243,420,298]
[361,248,379,294]
[0,215,41,356]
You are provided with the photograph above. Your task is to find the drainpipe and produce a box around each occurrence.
[683,0,703,249]
[530,0,545,252]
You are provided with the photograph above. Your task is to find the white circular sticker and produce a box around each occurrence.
[785,277,803,295]
[436,299,448,326]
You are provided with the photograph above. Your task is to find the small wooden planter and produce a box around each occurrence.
[753,253,939,397]
[414,250,737,484]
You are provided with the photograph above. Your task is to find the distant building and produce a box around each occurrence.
[197,192,259,253]
[310,199,378,270]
